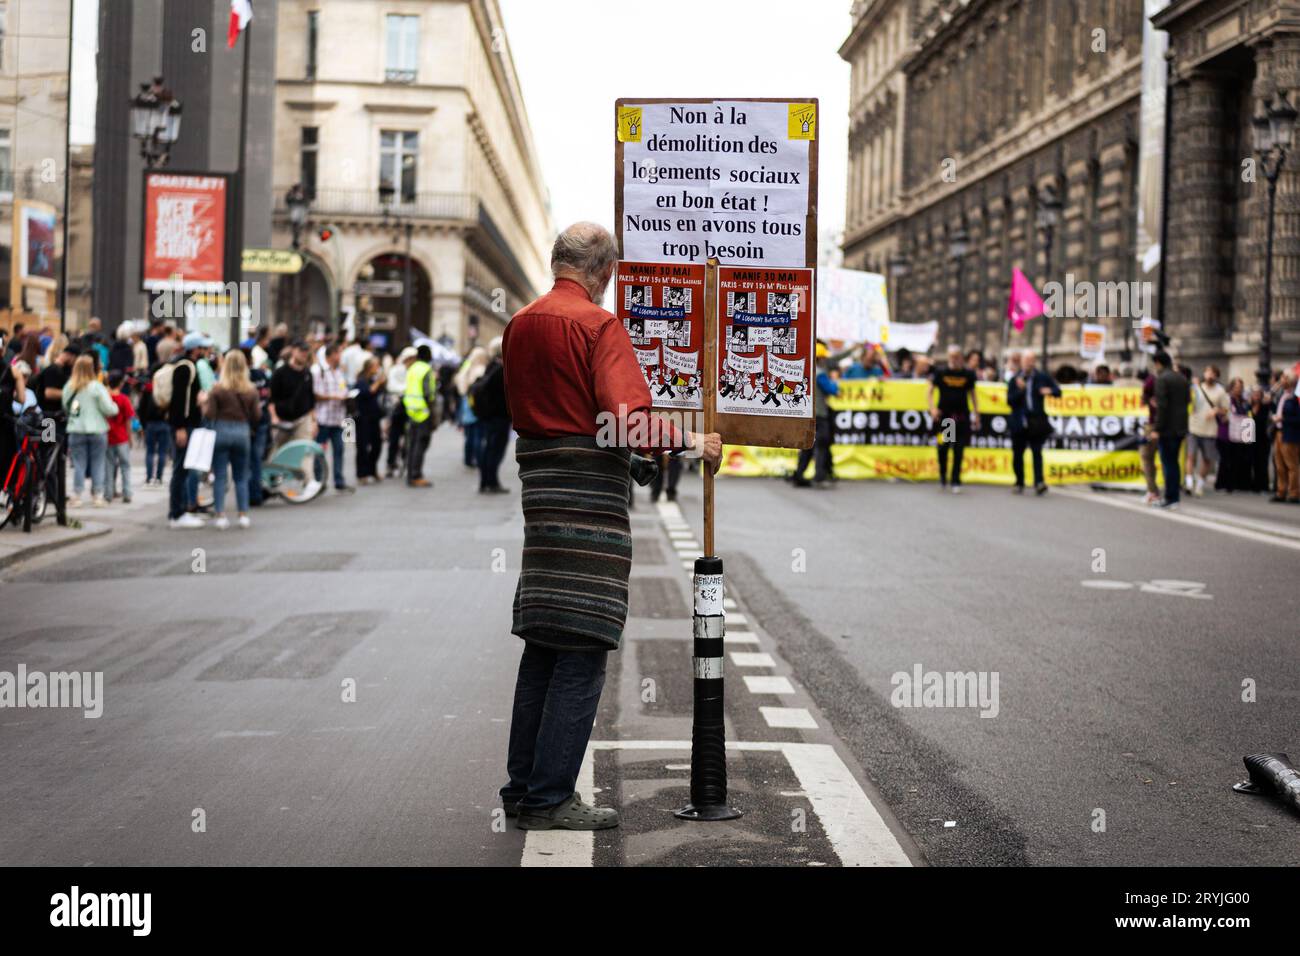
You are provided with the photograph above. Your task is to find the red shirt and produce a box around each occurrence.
[107,392,134,446]
[502,278,682,452]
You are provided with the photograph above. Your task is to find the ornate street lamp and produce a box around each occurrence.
[949,226,971,348]
[1035,184,1063,367]
[130,76,182,168]
[1252,92,1297,387]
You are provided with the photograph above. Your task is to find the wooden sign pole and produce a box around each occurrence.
[702,257,719,558]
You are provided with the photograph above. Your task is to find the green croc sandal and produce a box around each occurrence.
[516,794,619,831]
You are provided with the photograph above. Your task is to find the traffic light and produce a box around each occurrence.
[317,227,334,243]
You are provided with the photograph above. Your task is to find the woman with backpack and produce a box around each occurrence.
[206,348,260,530]
[62,354,118,508]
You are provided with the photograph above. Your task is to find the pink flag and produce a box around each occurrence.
[1006,267,1045,332]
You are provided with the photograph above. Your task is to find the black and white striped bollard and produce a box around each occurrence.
[675,555,742,821]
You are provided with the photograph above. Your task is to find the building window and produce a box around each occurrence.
[300,127,319,201]
[385,14,419,83]
[380,130,419,201]
[306,10,319,80]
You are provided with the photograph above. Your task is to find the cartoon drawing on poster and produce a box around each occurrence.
[717,266,814,419]
[771,325,798,355]
[727,291,756,317]
[625,284,653,309]
[625,317,649,345]
[664,286,691,311]
[615,261,706,411]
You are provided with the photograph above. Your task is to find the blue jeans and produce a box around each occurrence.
[317,424,346,488]
[248,420,268,505]
[145,421,171,481]
[68,432,107,498]
[106,443,132,499]
[463,420,482,467]
[501,642,608,811]
[1159,432,1184,504]
[479,418,511,490]
[168,431,190,519]
[211,420,251,515]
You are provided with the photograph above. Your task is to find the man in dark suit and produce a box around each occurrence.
[1007,348,1061,495]
[1151,350,1190,509]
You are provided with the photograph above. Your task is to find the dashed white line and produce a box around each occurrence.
[760,706,818,729]
[730,652,775,667]
[743,675,795,695]
[723,631,761,645]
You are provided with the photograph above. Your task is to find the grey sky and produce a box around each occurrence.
[499,0,851,245]
[69,0,99,145]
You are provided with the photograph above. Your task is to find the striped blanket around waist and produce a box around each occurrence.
[511,435,632,651]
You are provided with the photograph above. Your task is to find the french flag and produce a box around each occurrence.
[227,0,253,49]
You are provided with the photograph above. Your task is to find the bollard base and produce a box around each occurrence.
[674,803,743,822]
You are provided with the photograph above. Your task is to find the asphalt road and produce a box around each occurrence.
[1,429,1296,866]
[703,473,1300,866]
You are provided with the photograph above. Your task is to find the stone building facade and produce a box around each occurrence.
[1154,0,1300,378]
[843,0,1150,368]
[271,0,553,352]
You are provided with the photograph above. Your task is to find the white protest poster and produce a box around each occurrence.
[817,267,889,344]
[883,320,938,354]
[1080,323,1106,361]
[616,99,817,270]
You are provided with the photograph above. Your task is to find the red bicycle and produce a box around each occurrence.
[0,412,58,532]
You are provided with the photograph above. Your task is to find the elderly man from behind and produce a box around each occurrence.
[498,222,722,831]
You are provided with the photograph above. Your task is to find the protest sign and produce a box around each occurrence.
[715,266,815,447]
[1080,323,1106,360]
[615,261,706,412]
[817,267,888,344]
[615,98,818,270]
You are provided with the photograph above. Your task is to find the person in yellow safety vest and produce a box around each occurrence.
[402,344,438,487]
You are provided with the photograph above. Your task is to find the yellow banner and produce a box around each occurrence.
[722,382,1150,485]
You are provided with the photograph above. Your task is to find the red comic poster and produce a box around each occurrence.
[615,261,706,411]
[717,266,814,419]
[142,172,229,290]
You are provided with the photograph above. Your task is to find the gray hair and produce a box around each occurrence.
[551,222,619,281]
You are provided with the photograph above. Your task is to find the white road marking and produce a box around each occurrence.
[724,611,748,626]
[730,652,775,667]
[780,742,912,866]
[1060,488,1300,552]
[760,706,818,729]
[723,598,737,610]
[521,743,596,868]
[525,741,912,868]
[723,631,761,645]
[743,675,795,695]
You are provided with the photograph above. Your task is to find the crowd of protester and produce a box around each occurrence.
[0,317,517,531]
[785,335,1300,509]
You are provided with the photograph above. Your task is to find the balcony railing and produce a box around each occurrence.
[274,188,475,221]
